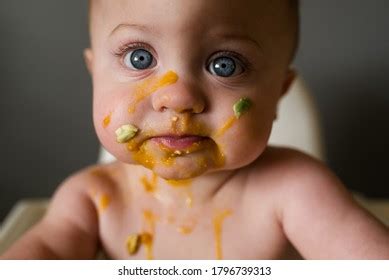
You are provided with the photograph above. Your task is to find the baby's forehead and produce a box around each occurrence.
[89,0,291,29]
[89,0,297,61]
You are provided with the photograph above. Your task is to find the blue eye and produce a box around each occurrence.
[124,49,154,70]
[209,56,237,77]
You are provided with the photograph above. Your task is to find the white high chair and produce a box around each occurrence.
[1,77,388,256]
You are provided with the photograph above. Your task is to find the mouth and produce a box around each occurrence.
[150,135,209,150]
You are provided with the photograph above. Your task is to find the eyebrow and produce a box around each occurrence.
[110,23,156,36]
[109,23,262,52]
[213,33,263,53]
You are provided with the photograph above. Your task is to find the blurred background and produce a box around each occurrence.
[1,0,388,221]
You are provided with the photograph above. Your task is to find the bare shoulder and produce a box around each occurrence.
[257,146,353,210]
[241,146,352,229]
[44,162,122,236]
[1,163,123,259]
[244,146,341,194]
[245,146,354,217]
[243,146,389,259]
[58,161,121,194]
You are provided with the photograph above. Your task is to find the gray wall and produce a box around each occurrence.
[1,1,388,221]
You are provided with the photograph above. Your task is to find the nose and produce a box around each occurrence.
[151,80,206,114]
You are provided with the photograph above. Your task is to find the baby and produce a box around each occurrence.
[2,0,389,260]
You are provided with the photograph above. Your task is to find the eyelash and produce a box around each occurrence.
[112,41,252,73]
[113,41,153,57]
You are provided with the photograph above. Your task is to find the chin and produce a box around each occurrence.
[149,157,210,180]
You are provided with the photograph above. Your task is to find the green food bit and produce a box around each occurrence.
[233,98,252,118]
[115,124,139,143]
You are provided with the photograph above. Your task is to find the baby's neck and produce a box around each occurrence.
[121,163,236,209]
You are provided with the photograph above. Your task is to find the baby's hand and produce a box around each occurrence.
[1,170,99,259]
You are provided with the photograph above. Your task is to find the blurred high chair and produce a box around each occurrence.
[1,77,388,256]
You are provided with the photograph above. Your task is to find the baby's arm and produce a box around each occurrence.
[0,171,99,259]
[280,152,389,259]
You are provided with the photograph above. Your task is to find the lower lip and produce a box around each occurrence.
[151,136,207,150]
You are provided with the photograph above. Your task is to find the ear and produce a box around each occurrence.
[83,48,94,75]
[280,68,297,98]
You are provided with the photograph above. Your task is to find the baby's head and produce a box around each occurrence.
[84,0,299,180]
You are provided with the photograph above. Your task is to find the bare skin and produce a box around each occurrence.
[2,147,388,259]
[2,0,389,259]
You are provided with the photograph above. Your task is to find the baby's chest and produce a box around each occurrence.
[97,204,293,260]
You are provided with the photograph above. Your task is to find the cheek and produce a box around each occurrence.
[93,87,140,163]
[214,99,276,169]
[221,120,271,169]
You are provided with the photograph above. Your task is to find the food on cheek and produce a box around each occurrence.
[215,116,236,137]
[115,124,139,143]
[215,97,253,137]
[128,71,179,113]
[233,98,252,118]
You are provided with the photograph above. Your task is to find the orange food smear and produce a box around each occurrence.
[177,225,195,235]
[102,113,111,128]
[131,143,156,169]
[161,153,176,167]
[141,210,157,260]
[141,172,158,193]
[128,71,179,113]
[150,70,179,91]
[176,113,190,133]
[171,116,179,132]
[172,114,210,136]
[213,145,226,168]
[88,186,111,215]
[127,120,225,175]
[215,116,236,137]
[98,194,111,213]
[140,233,153,260]
[127,139,138,151]
[166,178,193,188]
[213,209,232,260]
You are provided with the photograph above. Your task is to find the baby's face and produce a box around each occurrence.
[86,0,296,180]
